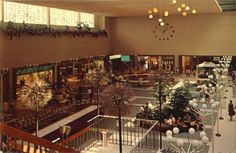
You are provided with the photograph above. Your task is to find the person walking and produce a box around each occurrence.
[228,100,235,121]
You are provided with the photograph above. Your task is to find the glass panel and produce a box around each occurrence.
[50,8,78,26]
[80,12,95,28]
[4,1,47,24]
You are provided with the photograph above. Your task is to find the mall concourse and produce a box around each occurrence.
[0,0,236,153]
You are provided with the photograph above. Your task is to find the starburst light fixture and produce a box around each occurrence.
[148,0,198,21]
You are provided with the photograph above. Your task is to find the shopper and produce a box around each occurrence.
[228,100,235,121]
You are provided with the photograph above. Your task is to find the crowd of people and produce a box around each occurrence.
[136,101,203,133]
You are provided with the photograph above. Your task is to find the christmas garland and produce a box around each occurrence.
[0,21,108,40]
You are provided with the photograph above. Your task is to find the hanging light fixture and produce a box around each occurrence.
[182,11,187,16]
[176,0,197,16]
[177,7,182,12]
[153,8,158,13]
[192,9,197,14]
[185,6,190,11]
[160,22,165,26]
[149,14,154,19]
[164,11,169,17]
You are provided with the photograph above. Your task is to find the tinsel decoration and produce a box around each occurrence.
[18,79,52,109]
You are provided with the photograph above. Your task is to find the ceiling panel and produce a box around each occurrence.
[9,0,222,17]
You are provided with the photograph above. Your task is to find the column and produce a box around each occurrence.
[174,54,179,74]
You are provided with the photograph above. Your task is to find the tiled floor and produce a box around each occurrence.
[208,85,236,153]
[81,142,134,153]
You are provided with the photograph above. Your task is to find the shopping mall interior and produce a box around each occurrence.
[0,0,236,153]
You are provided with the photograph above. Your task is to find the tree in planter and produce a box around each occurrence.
[18,79,52,136]
[100,82,134,153]
[148,70,175,151]
[88,70,109,114]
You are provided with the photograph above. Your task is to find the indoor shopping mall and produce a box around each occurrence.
[0,0,236,153]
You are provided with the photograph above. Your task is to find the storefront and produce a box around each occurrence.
[13,64,53,99]
[136,55,175,72]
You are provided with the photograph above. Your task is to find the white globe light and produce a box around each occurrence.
[216,84,220,88]
[204,86,208,91]
[192,140,199,147]
[219,61,223,64]
[200,98,206,103]
[202,136,209,144]
[189,128,195,134]
[211,103,216,109]
[193,103,198,108]
[211,87,215,91]
[202,104,207,109]
[173,127,180,134]
[210,99,214,103]
[219,85,223,90]
[215,101,220,107]
[189,100,194,106]
[208,84,212,87]
[172,90,175,94]
[177,139,184,147]
[166,130,173,136]
[193,98,198,103]
[200,131,206,138]
[166,135,173,142]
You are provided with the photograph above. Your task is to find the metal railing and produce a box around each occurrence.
[60,115,159,152]
[129,121,159,153]
[87,115,158,146]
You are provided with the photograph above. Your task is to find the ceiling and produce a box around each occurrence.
[217,0,236,11]
[10,0,222,17]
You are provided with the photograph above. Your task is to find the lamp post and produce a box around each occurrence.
[188,93,219,153]
[113,96,123,153]
[59,125,71,140]
[51,61,60,87]
[165,127,209,153]
[70,58,79,76]
[189,98,216,131]
[207,75,224,137]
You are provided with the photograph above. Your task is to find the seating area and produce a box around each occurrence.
[5,103,89,133]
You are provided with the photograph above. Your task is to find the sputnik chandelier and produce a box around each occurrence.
[148,0,197,26]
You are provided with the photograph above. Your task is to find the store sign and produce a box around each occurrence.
[109,54,122,60]
[121,55,130,62]
[16,65,52,75]
[213,57,220,61]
